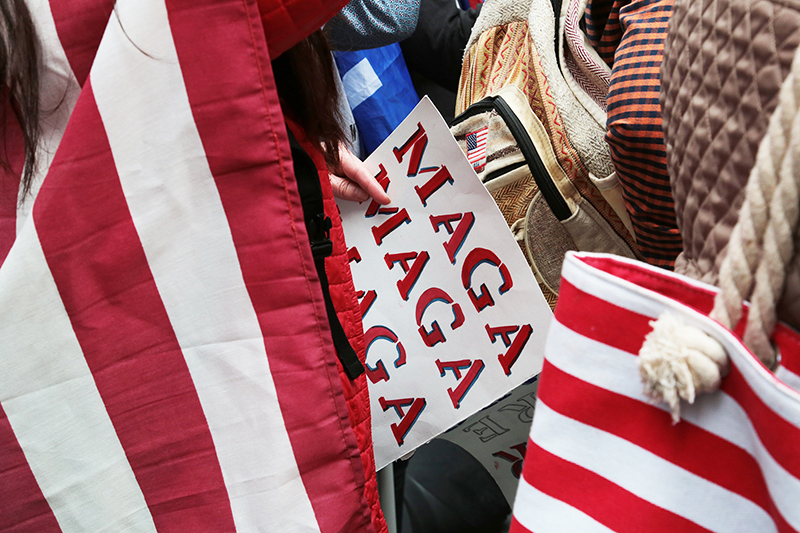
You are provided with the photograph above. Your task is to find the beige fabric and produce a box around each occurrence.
[661,0,800,330]
[557,0,611,127]
[588,171,636,240]
[563,197,637,259]
[526,0,613,179]
[463,0,613,179]
[525,192,576,293]
[707,43,800,366]
[465,0,532,51]
[451,85,639,307]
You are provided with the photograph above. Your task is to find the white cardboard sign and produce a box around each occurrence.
[338,97,552,469]
[438,375,540,505]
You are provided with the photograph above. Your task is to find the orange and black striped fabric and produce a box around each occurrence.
[585,0,682,269]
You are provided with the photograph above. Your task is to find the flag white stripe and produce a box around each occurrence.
[0,223,157,533]
[561,253,800,429]
[546,320,800,529]
[91,2,319,531]
[19,0,81,232]
[513,476,617,533]
[532,399,778,533]
[775,366,800,394]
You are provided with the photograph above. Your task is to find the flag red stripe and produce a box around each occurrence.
[574,255,717,316]
[555,278,653,354]
[0,404,61,533]
[166,1,372,531]
[559,266,800,490]
[508,516,532,533]
[522,440,712,533]
[48,0,113,87]
[774,323,800,377]
[32,86,236,532]
[538,359,795,532]
[723,365,800,481]
[0,105,23,266]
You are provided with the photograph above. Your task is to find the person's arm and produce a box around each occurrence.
[324,0,421,51]
[256,0,350,58]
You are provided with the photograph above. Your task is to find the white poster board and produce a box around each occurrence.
[338,97,552,469]
[438,376,540,505]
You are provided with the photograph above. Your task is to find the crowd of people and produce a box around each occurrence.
[1,0,797,532]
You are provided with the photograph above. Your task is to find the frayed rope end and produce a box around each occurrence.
[638,312,729,424]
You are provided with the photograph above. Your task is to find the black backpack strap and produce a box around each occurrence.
[287,127,365,380]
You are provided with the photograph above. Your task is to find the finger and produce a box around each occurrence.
[330,174,370,202]
[339,146,392,205]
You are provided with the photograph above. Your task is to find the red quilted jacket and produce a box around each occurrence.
[286,120,388,533]
[262,4,387,532]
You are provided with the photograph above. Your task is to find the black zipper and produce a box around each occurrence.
[484,160,526,183]
[451,95,572,220]
[493,96,571,220]
[449,97,498,127]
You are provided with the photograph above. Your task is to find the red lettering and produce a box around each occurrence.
[365,165,392,217]
[415,287,464,347]
[485,324,519,346]
[371,208,411,245]
[379,396,427,446]
[492,442,527,479]
[385,251,430,301]
[486,323,533,375]
[392,123,428,177]
[414,166,453,206]
[430,212,475,264]
[436,358,485,409]
[435,358,472,379]
[384,251,419,271]
[461,247,513,312]
[364,325,407,383]
[356,289,377,317]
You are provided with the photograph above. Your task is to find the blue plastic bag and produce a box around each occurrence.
[334,43,420,154]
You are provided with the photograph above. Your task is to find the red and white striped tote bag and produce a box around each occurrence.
[510,251,800,533]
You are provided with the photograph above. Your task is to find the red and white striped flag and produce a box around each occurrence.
[511,252,800,533]
[0,1,376,531]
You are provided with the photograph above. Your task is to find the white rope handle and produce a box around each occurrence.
[710,45,800,367]
[639,42,800,422]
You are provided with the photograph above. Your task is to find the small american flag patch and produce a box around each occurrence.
[466,126,489,171]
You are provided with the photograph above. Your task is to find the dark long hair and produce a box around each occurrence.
[0,0,40,196]
[271,30,346,168]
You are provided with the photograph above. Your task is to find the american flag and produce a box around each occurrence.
[466,126,489,170]
[0,1,376,531]
[510,253,800,533]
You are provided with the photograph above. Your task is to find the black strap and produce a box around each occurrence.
[287,127,365,380]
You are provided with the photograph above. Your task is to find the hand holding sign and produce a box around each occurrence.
[338,97,553,468]
[329,144,392,204]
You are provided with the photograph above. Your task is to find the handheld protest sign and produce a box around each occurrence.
[339,97,553,468]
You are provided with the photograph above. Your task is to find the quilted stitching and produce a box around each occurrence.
[286,120,385,533]
[662,0,800,277]
[661,0,800,328]
[322,186,388,533]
